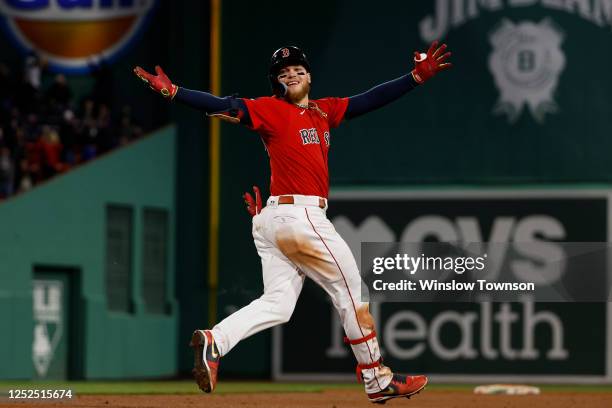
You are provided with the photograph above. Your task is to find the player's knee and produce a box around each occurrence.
[335,301,375,331]
[356,303,375,330]
[277,308,293,323]
[273,301,295,324]
[260,292,296,324]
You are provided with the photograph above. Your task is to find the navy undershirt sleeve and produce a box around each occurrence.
[174,87,251,125]
[174,75,416,124]
[344,74,419,120]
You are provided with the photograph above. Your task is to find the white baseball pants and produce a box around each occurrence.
[211,195,392,393]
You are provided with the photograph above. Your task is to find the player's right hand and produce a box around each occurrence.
[133,65,178,99]
[243,186,262,217]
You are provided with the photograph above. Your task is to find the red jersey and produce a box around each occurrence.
[242,96,348,198]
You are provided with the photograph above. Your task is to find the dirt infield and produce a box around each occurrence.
[2,390,612,408]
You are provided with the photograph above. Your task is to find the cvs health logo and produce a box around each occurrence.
[0,0,157,73]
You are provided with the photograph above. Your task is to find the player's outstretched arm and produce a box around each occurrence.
[133,65,250,124]
[344,41,451,120]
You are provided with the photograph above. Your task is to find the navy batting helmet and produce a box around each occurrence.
[268,46,310,96]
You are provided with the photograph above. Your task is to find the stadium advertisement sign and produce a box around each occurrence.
[0,0,158,73]
[273,188,612,383]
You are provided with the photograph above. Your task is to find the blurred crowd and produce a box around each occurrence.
[0,53,144,200]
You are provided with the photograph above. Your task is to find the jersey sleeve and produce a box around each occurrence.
[318,97,349,128]
[241,97,278,132]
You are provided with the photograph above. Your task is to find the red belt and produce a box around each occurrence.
[278,195,326,209]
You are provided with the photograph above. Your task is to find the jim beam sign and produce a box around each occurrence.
[418,0,612,124]
[272,189,612,383]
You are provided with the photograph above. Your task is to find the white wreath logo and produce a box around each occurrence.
[488,19,566,124]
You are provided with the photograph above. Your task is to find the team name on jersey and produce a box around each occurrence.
[299,128,330,146]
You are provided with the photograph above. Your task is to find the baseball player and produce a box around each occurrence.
[134,41,451,404]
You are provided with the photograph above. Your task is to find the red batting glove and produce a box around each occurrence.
[411,40,452,84]
[133,65,178,99]
[243,186,262,217]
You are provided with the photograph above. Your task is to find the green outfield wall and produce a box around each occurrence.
[0,127,178,380]
[0,1,211,377]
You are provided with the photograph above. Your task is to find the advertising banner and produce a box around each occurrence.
[273,188,612,383]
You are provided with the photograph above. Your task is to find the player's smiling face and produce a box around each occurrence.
[277,64,311,103]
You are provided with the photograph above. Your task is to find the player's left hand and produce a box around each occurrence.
[243,186,262,217]
[133,65,178,99]
[411,40,452,84]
